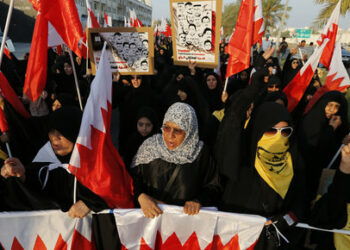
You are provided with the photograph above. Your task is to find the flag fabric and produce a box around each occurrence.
[68,43,134,209]
[317,0,340,69]
[0,210,95,249]
[304,42,350,114]
[0,73,30,118]
[252,0,264,45]
[115,205,266,250]
[130,9,143,27]
[225,0,255,78]
[81,0,100,59]
[0,108,8,133]
[283,40,329,112]
[48,22,64,48]
[86,0,100,28]
[159,18,171,37]
[104,12,112,27]
[24,0,84,102]
[4,47,12,60]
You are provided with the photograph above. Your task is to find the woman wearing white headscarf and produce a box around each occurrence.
[132,102,221,218]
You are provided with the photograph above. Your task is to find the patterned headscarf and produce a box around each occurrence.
[134,102,203,166]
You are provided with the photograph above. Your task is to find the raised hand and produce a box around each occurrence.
[340,143,350,174]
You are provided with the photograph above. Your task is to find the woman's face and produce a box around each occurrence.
[325,101,340,119]
[206,75,217,90]
[267,84,280,93]
[162,121,186,150]
[63,62,73,76]
[137,117,153,137]
[240,71,248,81]
[49,130,74,156]
[131,75,142,88]
[177,90,187,101]
[52,99,62,112]
[291,60,299,70]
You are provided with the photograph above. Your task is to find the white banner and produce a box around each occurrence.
[0,210,94,250]
[114,205,266,250]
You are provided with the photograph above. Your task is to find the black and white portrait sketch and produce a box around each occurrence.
[89,28,153,74]
[172,1,217,64]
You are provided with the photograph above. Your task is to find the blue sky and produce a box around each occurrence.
[152,0,350,30]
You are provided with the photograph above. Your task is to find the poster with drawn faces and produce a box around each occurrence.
[90,30,151,74]
[173,1,216,63]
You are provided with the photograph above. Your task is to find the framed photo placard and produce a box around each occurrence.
[88,27,154,75]
[170,0,222,68]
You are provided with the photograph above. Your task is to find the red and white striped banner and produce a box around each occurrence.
[0,206,266,250]
[0,210,94,250]
[114,205,266,250]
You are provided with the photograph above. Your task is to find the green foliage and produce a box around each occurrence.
[222,0,292,36]
[313,0,350,28]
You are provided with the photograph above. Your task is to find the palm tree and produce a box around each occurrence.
[263,0,291,34]
[222,0,291,36]
[222,1,241,36]
[314,0,350,27]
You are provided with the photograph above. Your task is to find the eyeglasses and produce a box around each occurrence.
[162,125,185,136]
[264,127,293,138]
[292,61,299,65]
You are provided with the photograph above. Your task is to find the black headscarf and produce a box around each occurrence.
[263,91,288,107]
[299,91,348,149]
[48,106,82,143]
[54,93,77,108]
[201,72,223,112]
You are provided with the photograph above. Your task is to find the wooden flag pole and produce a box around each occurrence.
[68,49,84,111]
[0,0,15,158]
[0,0,15,68]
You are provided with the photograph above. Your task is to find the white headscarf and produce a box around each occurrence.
[134,102,203,166]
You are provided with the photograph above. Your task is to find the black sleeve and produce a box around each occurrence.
[41,168,109,212]
[308,170,350,229]
[196,147,222,206]
[131,165,147,203]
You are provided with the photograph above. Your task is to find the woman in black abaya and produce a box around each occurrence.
[131,102,221,218]
[219,102,307,249]
[298,91,349,203]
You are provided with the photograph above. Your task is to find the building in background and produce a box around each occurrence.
[75,0,152,27]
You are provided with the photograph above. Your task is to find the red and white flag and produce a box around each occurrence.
[86,0,100,28]
[317,0,340,69]
[253,0,264,45]
[225,0,255,78]
[0,72,30,118]
[159,18,172,37]
[114,205,265,250]
[130,9,143,27]
[4,46,12,60]
[0,210,94,249]
[104,12,112,27]
[304,42,350,114]
[81,0,101,59]
[68,43,134,209]
[24,0,84,102]
[283,40,329,112]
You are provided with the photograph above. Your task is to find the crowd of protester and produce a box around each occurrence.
[0,35,350,249]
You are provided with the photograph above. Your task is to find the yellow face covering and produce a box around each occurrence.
[254,133,293,199]
[334,204,350,249]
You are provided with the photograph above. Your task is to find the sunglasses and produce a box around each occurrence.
[264,127,293,138]
[162,125,185,136]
